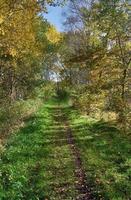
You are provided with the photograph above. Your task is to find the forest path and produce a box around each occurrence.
[1,98,130,200]
[53,106,94,200]
[54,107,94,200]
[0,99,94,200]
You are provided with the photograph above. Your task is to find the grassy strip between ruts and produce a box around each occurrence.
[0,99,77,200]
[63,106,131,200]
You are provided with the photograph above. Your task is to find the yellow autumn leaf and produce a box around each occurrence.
[46,26,62,44]
[0,15,4,24]
[0,27,5,35]
[126,41,131,49]
[9,48,17,57]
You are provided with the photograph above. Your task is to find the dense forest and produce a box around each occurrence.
[0,0,130,199]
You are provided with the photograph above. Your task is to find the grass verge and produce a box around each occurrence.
[64,107,131,200]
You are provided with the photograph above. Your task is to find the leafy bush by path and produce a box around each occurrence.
[0,84,55,144]
[0,99,42,142]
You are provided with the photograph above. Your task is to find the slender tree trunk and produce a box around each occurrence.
[8,67,16,103]
[116,34,128,131]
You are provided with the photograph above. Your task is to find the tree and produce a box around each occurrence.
[0,0,63,103]
[60,0,130,130]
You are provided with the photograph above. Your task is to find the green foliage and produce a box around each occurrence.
[0,98,41,139]
[0,85,54,139]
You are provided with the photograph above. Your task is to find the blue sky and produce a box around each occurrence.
[44,5,67,32]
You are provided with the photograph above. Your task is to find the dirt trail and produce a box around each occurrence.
[66,124,94,200]
[54,107,94,200]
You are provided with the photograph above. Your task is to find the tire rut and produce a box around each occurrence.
[54,107,95,200]
[66,123,95,200]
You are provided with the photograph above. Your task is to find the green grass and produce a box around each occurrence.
[64,107,131,200]
[0,97,130,200]
[0,98,77,200]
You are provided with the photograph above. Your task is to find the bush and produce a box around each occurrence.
[0,99,42,141]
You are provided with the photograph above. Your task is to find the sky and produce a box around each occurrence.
[44,5,67,32]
